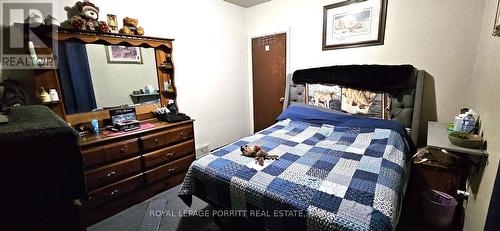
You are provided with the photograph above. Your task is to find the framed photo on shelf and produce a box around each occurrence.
[322,0,388,50]
[106,14,119,33]
[494,0,500,36]
[105,46,143,64]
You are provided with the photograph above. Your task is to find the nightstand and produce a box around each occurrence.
[419,122,488,197]
[400,122,488,231]
[427,121,488,168]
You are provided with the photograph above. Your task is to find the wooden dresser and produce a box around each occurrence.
[22,25,192,226]
[79,119,195,225]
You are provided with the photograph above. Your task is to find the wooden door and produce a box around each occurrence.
[252,33,286,132]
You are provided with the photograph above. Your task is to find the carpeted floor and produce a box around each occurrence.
[88,184,431,231]
[88,185,220,231]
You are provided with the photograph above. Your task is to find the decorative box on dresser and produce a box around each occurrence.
[80,120,195,225]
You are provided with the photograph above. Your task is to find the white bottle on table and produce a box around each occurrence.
[49,89,59,101]
[453,116,463,131]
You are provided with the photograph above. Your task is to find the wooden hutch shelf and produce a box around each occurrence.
[27,24,177,122]
[31,25,173,50]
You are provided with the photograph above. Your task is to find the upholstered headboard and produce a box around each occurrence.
[283,68,425,144]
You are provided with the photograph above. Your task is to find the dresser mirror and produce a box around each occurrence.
[26,25,175,125]
[58,44,159,115]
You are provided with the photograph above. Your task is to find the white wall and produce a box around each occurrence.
[88,0,251,150]
[245,0,485,124]
[3,0,251,151]
[463,0,500,229]
[247,1,499,229]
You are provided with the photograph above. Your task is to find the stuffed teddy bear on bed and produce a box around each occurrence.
[69,0,110,32]
[240,144,279,166]
[119,17,145,36]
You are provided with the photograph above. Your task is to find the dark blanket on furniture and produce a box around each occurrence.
[292,65,415,95]
[0,105,86,230]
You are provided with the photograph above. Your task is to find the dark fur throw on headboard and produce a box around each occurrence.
[292,64,415,95]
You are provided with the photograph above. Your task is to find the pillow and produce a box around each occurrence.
[306,83,391,119]
[340,86,392,119]
[305,83,341,110]
[277,102,351,123]
[290,102,347,115]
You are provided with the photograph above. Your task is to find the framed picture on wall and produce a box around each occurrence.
[494,0,500,36]
[322,0,388,50]
[106,46,143,64]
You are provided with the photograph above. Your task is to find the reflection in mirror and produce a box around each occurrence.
[57,42,159,114]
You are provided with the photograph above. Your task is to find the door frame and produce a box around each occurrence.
[247,28,291,134]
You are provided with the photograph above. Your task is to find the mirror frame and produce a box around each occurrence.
[30,25,176,126]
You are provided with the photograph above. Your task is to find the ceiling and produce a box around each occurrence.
[223,0,271,8]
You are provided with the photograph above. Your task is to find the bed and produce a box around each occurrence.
[179,65,425,231]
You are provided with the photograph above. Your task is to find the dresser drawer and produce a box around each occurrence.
[87,173,144,208]
[141,125,193,152]
[143,140,194,168]
[145,154,195,184]
[85,156,142,189]
[82,138,140,169]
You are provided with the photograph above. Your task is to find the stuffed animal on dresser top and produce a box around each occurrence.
[69,0,109,32]
[119,17,145,36]
[240,144,279,166]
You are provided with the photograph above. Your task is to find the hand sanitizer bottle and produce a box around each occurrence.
[453,116,463,131]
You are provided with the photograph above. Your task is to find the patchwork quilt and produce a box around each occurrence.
[179,118,411,231]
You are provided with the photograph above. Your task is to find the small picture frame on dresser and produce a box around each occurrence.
[107,14,119,33]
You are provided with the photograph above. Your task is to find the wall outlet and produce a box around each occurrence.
[196,143,210,158]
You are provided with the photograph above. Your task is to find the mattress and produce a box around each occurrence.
[179,104,414,231]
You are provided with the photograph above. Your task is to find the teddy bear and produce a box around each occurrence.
[69,0,109,32]
[240,144,279,166]
[119,17,145,36]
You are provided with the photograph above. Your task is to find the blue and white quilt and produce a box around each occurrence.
[179,104,414,231]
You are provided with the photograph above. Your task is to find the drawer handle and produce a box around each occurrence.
[168,167,177,173]
[154,138,159,144]
[120,148,125,154]
[110,189,119,196]
[107,171,117,177]
[165,152,175,158]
